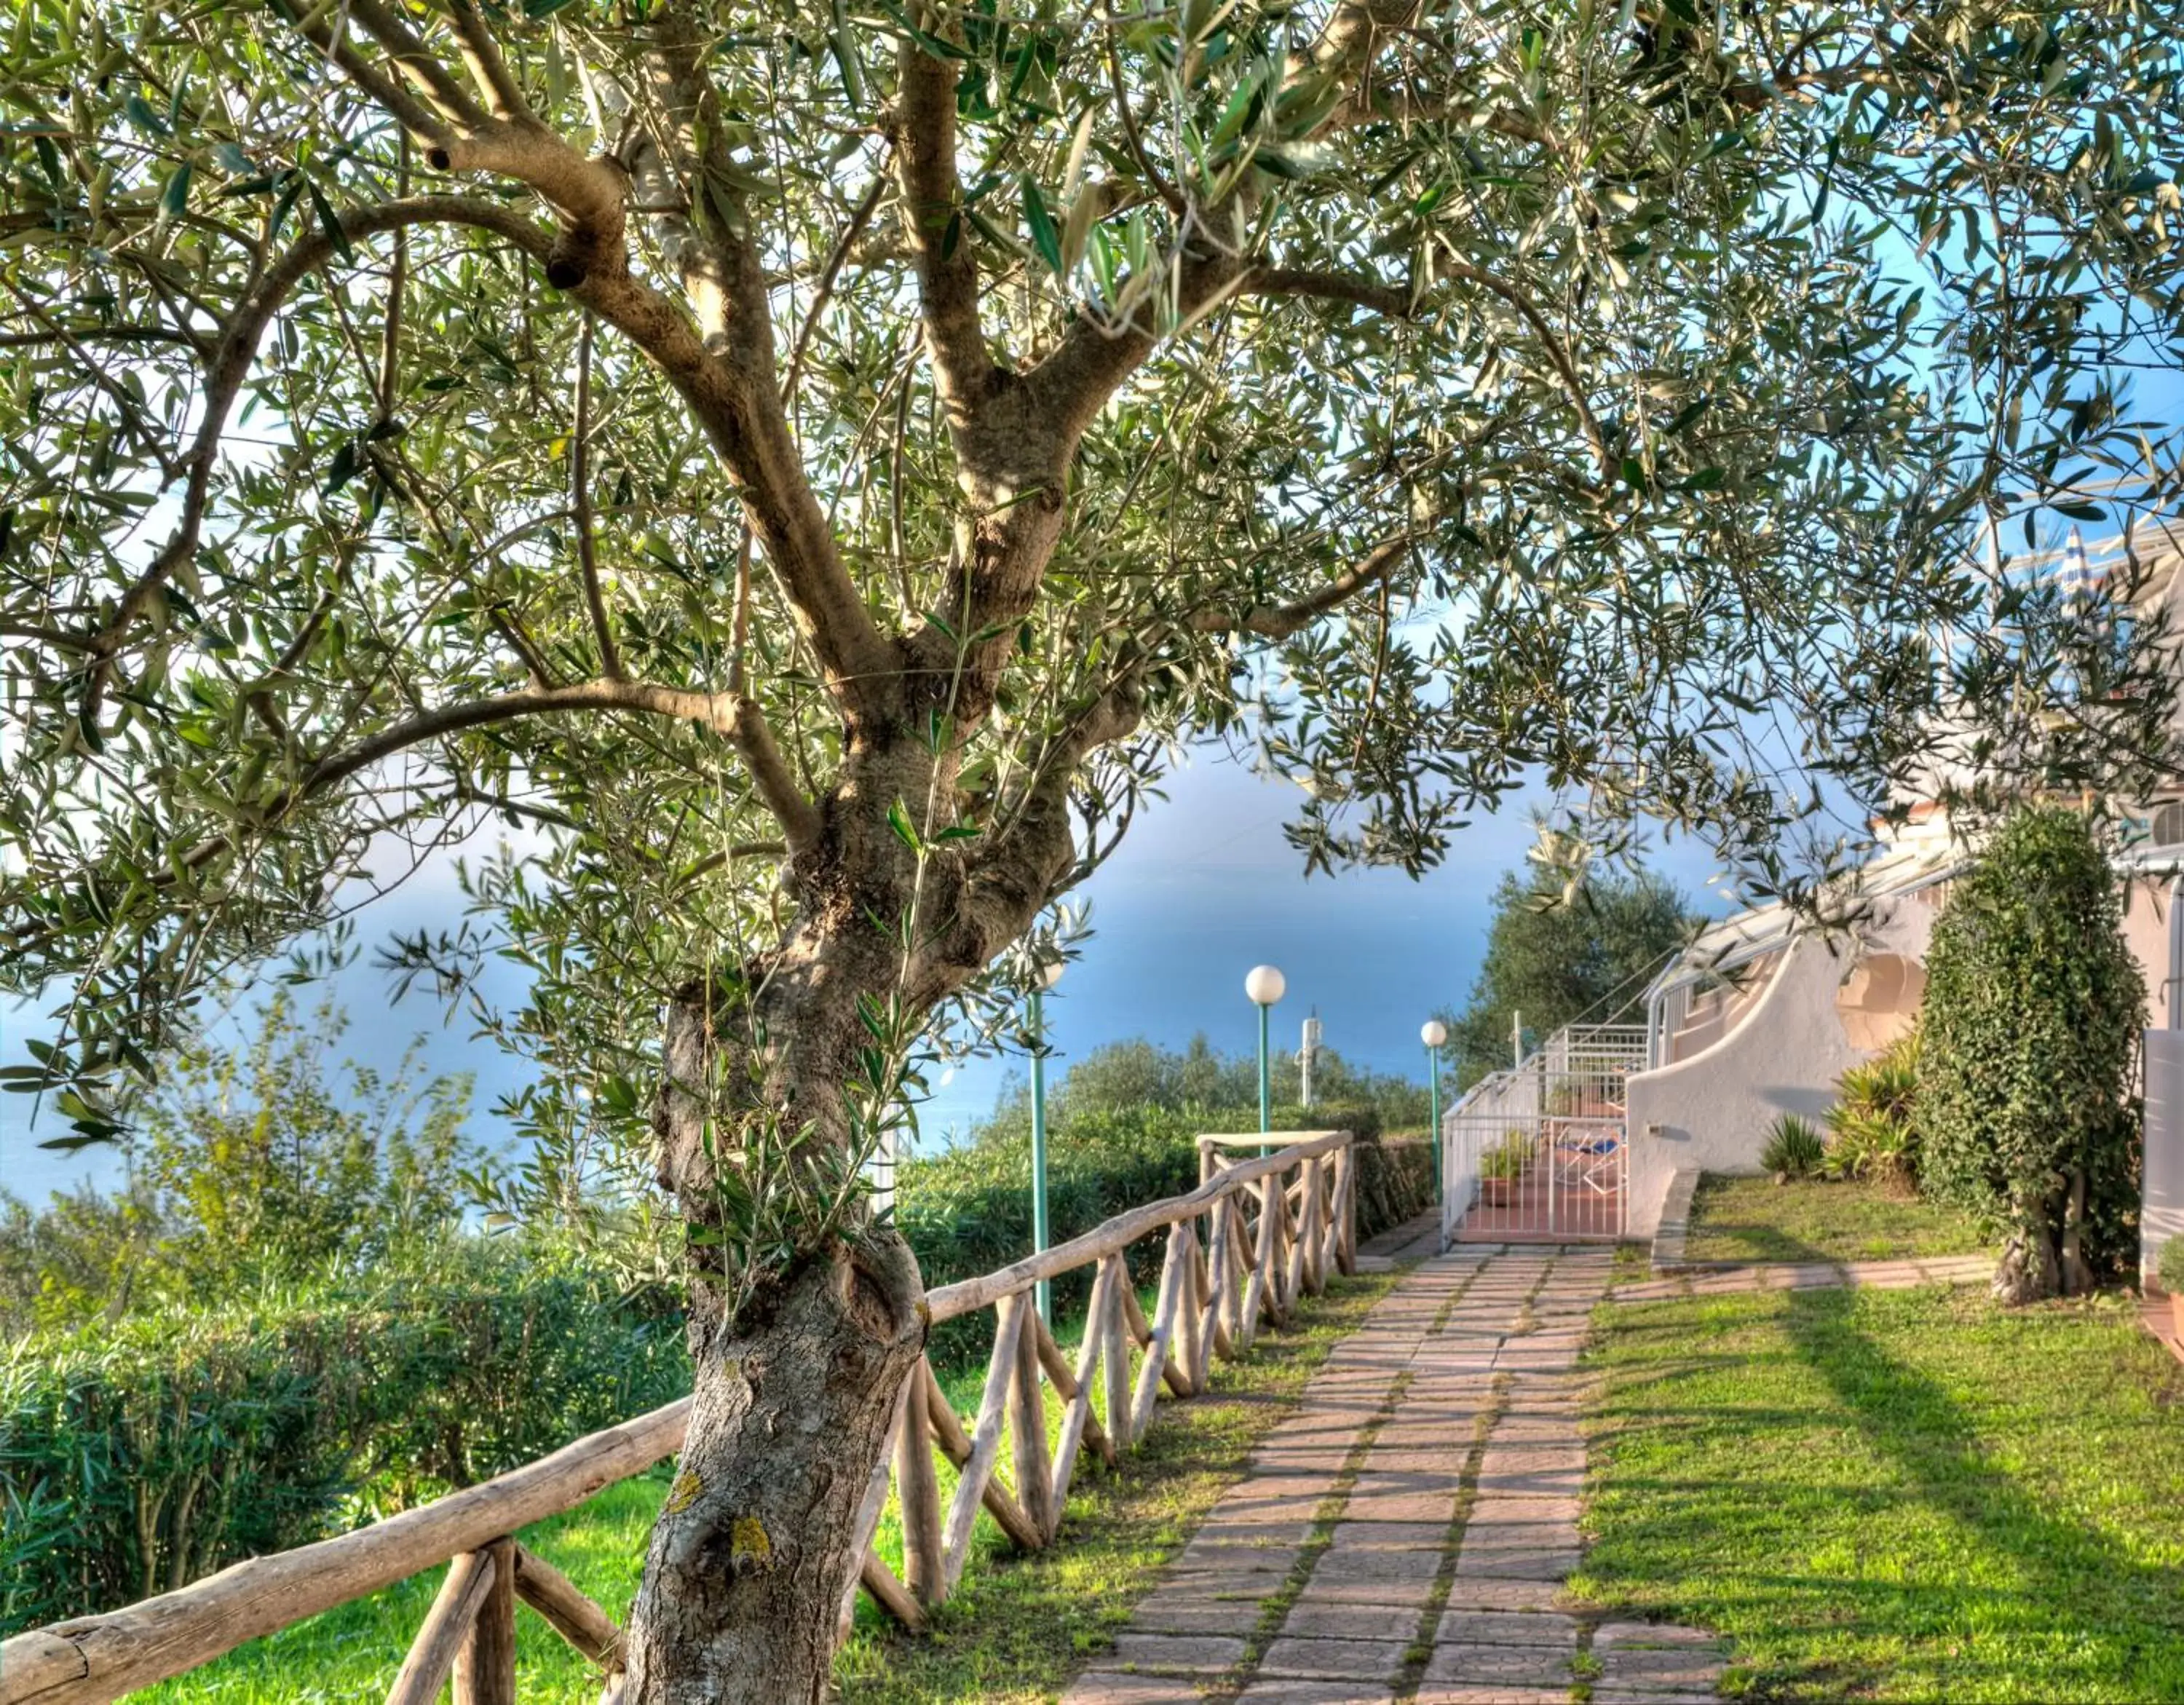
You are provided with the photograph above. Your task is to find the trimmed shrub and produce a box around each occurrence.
[1918,807,2145,1299]
[1761,1114,1826,1179]
[0,1243,687,1634]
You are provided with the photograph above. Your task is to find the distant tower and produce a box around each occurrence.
[1300,1012,1322,1108]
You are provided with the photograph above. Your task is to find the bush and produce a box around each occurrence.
[1761,1114,1826,1178]
[1823,1030,1921,1188]
[0,1240,687,1634]
[0,995,480,1335]
[1918,807,2145,1299]
[2159,1234,2184,1296]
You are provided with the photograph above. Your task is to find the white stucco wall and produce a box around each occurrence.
[2143,1030,2184,1291]
[1624,898,1939,1239]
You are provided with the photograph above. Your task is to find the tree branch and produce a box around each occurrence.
[1192,534,1417,641]
[571,313,622,678]
[295,10,898,719]
[293,678,819,852]
[895,18,1000,416]
[74,197,555,727]
[1246,265,1414,317]
[444,0,530,121]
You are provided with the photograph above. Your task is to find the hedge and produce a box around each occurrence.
[0,1245,687,1635]
[4,1110,1433,1633]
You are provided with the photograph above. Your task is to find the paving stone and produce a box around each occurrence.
[1437,1575,1569,1612]
[1305,1540,1445,1595]
[1362,1447,1472,1476]
[1420,1639,1575,1686]
[1257,1635,1410,1682]
[1173,1535,1303,1577]
[1431,1608,1579,1647]
[1453,1519,1580,1554]
[1290,1573,1440,1610]
[1321,1519,1449,1551]
[1131,1589,1275,1637]
[1108,1631,1249,1674]
[1410,1682,1571,1702]
[1463,1494,1582,1527]
[1063,1669,1208,1703]
[1207,1479,1339,1520]
[1342,1484,1460,1524]
[1236,1680,1392,1704]
[1275,1598,1423,1642]
[1182,1517,1318,1549]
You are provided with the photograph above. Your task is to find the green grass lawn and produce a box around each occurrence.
[1681,1173,1994,1265]
[1576,1284,2184,1703]
[137,1270,1395,1704]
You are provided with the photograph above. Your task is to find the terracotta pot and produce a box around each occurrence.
[1481,1177,1512,1208]
[2171,1289,2184,1343]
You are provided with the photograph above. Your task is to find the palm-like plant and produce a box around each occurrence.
[1824,1029,1923,1190]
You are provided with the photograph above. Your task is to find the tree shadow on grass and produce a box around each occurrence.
[1581,1240,2184,1703]
[1766,1283,2184,1701]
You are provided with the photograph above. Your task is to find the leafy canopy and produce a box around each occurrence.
[3,0,2182,1201]
[1443,865,1697,1085]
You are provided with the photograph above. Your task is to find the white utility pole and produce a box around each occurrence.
[1300,1013,1321,1107]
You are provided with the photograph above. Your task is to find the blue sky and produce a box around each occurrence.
[0,752,1738,1206]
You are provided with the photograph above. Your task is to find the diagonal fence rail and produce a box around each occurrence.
[0,1131,1356,1705]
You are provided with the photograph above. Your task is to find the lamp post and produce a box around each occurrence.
[1030,960,1063,1326]
[1245,965,1286,1154]
[1421,1019,1448,1201]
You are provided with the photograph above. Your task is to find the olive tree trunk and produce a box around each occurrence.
[617,1230,924,1704]
[617,957,930,1704]
[614,720,1059,1702]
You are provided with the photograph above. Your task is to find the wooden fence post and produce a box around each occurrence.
[451,1537,516,1705]
[387,1548,496,1705]
[1100,1254,1131,1448]
[895,1362,944,1609]
[1328,1135,1345,1266]
[1299,1156,1325,1297]
[1008,1295,1055,1543]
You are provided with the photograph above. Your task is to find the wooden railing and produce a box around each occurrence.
[0,1131,1356,1705]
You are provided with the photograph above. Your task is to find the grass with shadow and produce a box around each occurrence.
[133,1270,1396,1704]
[1576,1283,2184,1702]
[1682,1173,1993,1265]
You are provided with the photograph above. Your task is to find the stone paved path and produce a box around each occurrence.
[1062,1248,1729,1704]
[1613,1251,1990,1302]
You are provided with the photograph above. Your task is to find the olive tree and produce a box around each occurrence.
[4,1,2182,1695]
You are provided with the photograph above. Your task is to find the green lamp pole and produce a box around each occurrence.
[1245,965,1286,1155]
[1421,1019,1448,1202]
[1029,960,1063,1326]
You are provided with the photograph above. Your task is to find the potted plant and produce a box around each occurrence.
[1479,1131,1530,1206]
[2161,1238,2184,1341]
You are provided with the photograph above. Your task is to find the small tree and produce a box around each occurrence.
[4,0,2182,1689]
[0,995,478,1329]
[1444,868,1697,1085]
[1919,807,2145,1302]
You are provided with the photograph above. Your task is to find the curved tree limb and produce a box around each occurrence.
[1191,534,1418,641]
[895,17,1001,417]
[71,196,555,727]
[571,313,622,679]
